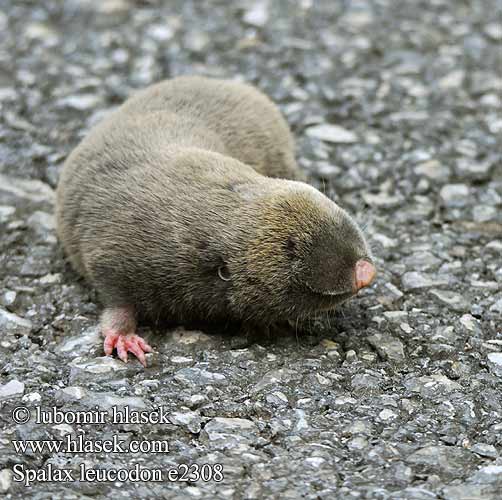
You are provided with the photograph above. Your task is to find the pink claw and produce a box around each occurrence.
[103,332,153,367]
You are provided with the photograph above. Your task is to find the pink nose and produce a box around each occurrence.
[355,260,376,290]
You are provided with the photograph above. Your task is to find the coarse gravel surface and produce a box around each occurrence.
[0,0,501,499]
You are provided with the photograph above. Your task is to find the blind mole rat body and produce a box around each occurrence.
[56,76,376,366]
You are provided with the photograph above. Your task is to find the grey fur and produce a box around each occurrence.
[56,76,372,327]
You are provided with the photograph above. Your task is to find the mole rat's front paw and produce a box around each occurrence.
[103,332,153,366]
[100,305,152,367]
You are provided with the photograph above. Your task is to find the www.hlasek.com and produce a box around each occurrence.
[10,405,224,486]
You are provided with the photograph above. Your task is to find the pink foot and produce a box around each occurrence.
[103,332,153,366]
[100,306,152,367]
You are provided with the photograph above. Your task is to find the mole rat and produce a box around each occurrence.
[56,76,376,366]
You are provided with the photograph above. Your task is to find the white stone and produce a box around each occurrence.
[438,70,464,89]
[383,311,408,321]
[243,1,269,27]
[484,23,502,40]
[372,233,398,248]
[487,352,502,377]
[362,192,402,208]
[400,323,413,334]
[401,272,448,290]
[378,409,397,421]
[70,356,128,374]
[53,423,74,436]
[0,380,25,401]
[27,210,55,232]
[306,123,358,143]
[205,417,257,434]
[39,273,62,285]
[0,469,12,493]
[384,282,404,298]
[472,465,502,483]
[439,184,470,207]
[56,386,88,401]
[0,205,15,223]
[486,240,502,251]
[0,291,15,306]
[316,373,330,385]
[22,392,41,403]
[0,175,54,204]
[172,329,211,344]
[490,298,502,314]
[0,308,32,335]
[304,457,326,468]
[57,327,100,355]
[414,159,450,181]
[148,24,174,41]
[58,94,101,111]
[171,356,194,364]
[459,314,479,332]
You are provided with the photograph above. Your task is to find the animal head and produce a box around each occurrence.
[228,182,375,322]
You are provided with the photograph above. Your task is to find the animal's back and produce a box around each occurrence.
[119,76,299,179]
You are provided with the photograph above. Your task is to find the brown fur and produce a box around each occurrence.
[56,76,372,328]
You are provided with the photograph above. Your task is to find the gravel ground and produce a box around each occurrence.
[1,0,501,498]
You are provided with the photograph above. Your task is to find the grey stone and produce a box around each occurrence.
[406,445,473,479]
[26,210,55,235]
[397,487,437,499]
[56,327,101,356]
[252,368,298,393]
[455,159,493,181]
[403,251,441,270]
[55,386,88,402]
[472,465,502,483]
[490,298,502,313]
[367,333,406,363]
[429,289,470,312]
[414,159,450,181]
[0,308,33,335]
[472,205,497,222]
[404,374,461,396]
[442,484,502,500]
[168,411,203,433]
[69,356,128,384]
[202,417,259,446]
[401,272,448,290]
[384,282,404,299]
[174,367,227,386]
[470,443,498,458]
[351,372,382,392]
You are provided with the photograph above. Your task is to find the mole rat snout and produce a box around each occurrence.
[354,259,376,291]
